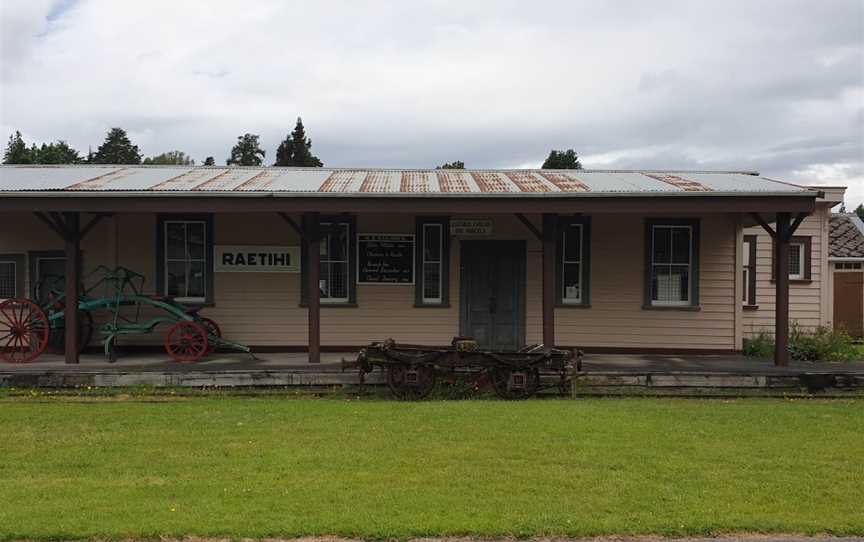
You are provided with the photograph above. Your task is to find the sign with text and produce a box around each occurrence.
[357,234,414,284]
[215,245,300,273]
[450,218,493,236]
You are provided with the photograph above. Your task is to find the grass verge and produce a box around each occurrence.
[0,397,862,539]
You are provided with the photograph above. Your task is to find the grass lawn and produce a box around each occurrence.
[0,396,862,539]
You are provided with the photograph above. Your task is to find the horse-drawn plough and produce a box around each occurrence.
[0,265,251,364]
[344,337,581,399]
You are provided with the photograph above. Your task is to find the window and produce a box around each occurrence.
[645,219,700,308]
[742,235,757,306]
[320,221,350,303]
[301,215,357,306]
[156,215,214,304]
[837,262,863,270]
[771,236,812,282]
[415,217,450,306]
[0,255,24,299]
[556,216,591,306]
[789,242,804,279]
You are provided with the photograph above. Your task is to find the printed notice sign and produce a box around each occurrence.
[357,234,414,284]
[215,245,300,273]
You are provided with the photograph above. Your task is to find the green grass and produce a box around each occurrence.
[0,397,862,539]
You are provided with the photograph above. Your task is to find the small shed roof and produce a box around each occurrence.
[0,165,818,198]
[829,214,864,259]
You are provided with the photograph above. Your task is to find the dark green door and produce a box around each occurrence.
[460,241,525,350]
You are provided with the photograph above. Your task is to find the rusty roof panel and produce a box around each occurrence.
[537,171,590,192]
[69,167,191,190]
[359,171,397,192]
[0,166,122,190]
[505,171,553,192]
[151,168,224,191]
[320,171,360,192]
[400,171,434,192]
[471,172,513,192]
[642,173,712,192]
[436,171,473,192]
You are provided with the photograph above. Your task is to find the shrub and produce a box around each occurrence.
[743,323,860,362]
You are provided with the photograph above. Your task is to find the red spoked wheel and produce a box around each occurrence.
[164,321,209,364]
[0,299,49,364]
[198,317,222,354]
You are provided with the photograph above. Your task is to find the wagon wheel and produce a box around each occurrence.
[47,310,94,355]
[164,321,209,364]
[386,364,436,400]
[0,299,49,364]
[491,366,540,400]
[198,317,222,354]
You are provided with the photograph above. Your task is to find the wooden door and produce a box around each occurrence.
[460,241,525,350]
[834,272,864,338]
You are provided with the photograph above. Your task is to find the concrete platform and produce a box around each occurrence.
[1,351,863,394]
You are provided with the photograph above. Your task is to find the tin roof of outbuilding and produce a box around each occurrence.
[829,214,864,259]
[0,165,818,197]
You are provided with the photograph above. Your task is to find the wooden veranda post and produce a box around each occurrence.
[305,213,321,364]
[63,212,80,364]
[774,212,791,367]
[542,214,556,347]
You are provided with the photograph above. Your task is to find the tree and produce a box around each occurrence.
[227,133,266,166]
[274,117,323,167]
[3,131,33,164]
[90,127,142,164]
[437,161,465,169]
[143,150,194,165]
[542,149,582,169]
[855,204,864,221]
[203,156,215,166]
[32,141,81,164]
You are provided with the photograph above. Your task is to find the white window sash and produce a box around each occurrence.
[164,220,207,303]
[789,243,804,280]
[319,222,350,303]
[0,261,16,298]
[651,225,692,305]
[421,223,443,304]
[561,224,583,304]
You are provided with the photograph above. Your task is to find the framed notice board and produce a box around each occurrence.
[357,234,415,284]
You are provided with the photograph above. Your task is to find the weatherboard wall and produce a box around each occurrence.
[0,211,763,351]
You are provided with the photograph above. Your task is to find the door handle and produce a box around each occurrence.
[489,297,497,314]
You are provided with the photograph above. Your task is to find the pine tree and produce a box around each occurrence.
[274,117,323,166]
[3,131,33,164]
[227,133,266,166]
[541,149,582,169]
[436,161,465,169]
[33,141,81,164]
[203,156,215,166]
[90,128,142,164]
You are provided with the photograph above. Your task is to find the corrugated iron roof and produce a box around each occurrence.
[0,165,818,197]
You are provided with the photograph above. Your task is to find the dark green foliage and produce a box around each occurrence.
[855,203,864,221]
[3,131,33,164]
[542,149,582,169]
[203,156,215,166]
[143,150,194,165]
[90,127,142,164]
[743,323,860,362]
[3,132,81,164]
[437,160,465,169]
[274,117,323,167]
[227,133,266,166]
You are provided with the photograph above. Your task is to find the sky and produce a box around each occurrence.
[0,0,862,206]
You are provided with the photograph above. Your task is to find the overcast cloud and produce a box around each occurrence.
[1,0,862,204]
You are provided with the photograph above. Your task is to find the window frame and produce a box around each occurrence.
[156,214,215,305]
[0,254,25,299]
[555,216,591,307]
[301,215,357,307]
[771,235,812,283]
[742,234,757,307]
[414,217,450,307]
[644,218,701,309]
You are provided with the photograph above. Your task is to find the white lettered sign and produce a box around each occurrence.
[215,245,300,273]
[450,218,493,236]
